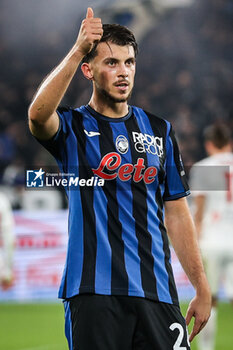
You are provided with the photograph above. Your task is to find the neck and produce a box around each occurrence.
[88,93,129,118]
[208,144,232,156]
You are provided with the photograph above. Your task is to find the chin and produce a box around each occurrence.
[114,97,129,103]
[99,88,132,104]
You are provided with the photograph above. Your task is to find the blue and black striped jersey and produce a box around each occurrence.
[38,105,190,305]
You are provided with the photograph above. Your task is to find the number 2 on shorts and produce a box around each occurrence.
[169,322,190,350]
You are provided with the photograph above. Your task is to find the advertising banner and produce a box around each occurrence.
[0,210,196,302]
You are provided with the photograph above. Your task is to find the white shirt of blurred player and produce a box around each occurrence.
[0,192,15,281]
[190,152,233,253]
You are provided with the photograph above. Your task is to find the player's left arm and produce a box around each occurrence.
[165,197,211,342]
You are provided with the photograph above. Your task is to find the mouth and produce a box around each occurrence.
[114,81,129,92]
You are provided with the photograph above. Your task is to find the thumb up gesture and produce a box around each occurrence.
[75,7,103,56]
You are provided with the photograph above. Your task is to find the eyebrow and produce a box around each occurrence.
[103,57,136,63]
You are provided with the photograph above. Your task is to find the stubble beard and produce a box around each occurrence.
[97,86,133,104]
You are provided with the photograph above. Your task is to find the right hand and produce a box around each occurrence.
[75,7,103,56]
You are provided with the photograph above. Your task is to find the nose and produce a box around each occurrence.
[117,63,128,77]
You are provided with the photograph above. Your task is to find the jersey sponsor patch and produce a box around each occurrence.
[132,132,163,157]
[92,152,157,184]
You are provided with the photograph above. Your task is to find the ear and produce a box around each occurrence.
[81,63,93,80]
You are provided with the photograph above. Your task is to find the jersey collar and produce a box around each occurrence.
[85,105,132,123]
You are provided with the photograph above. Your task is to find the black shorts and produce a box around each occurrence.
[63,294,191,350]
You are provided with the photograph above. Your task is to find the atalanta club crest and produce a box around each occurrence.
[116,135,129,154]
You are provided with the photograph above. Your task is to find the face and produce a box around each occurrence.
[89,42,136,103]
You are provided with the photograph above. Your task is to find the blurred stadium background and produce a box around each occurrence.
[0,0,232,349]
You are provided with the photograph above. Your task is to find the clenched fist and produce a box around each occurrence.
[75,7,103,56]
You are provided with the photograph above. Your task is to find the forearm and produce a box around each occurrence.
[28,7,103,127]
[165,199,211,340]
[28,46,84,124]
[165,198,209,293]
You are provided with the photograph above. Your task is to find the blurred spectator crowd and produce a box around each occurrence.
[0,0,232,208]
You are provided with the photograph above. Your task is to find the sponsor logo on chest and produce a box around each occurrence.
[92,152,157,184]
[132,132,163,157]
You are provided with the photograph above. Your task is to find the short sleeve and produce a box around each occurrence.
[163,124,190,201]
[35,106,71,161]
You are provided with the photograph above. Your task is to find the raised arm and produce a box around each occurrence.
[165,197,211,342]
[28,7,103,140]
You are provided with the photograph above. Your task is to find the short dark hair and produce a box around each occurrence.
[204,123,231,149]
[82,24,138,63]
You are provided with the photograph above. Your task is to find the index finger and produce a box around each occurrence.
[185,306,193,326]
[189,319,203,342]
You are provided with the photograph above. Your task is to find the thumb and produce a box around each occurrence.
[86,7,94,19]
